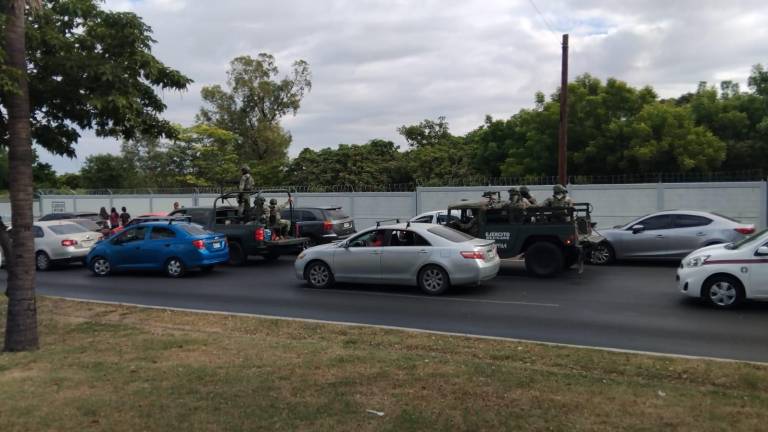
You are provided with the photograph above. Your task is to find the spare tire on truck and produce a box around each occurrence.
[524,241,563,278]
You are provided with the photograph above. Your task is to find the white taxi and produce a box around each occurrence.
[677,228,768,308]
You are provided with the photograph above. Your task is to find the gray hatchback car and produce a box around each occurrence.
[294,223,500,295]
[590,210,754,264]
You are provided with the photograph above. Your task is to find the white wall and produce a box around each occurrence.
[35,181,768,229]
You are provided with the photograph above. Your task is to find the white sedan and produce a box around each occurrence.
[34,220,102,270]
[677,228,768,308]
[295,223,500,295]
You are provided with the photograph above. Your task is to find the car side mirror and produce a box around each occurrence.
[631,225,645,234]
[756,246,768,256]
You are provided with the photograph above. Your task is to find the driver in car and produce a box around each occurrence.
[370,231,385,247]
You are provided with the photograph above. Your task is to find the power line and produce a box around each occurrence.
[527,0,557,36]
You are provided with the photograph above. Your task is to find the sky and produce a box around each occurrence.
[39,0,768,173]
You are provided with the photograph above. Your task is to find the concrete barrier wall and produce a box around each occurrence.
[35,181,768,230]
[0,200,41,221]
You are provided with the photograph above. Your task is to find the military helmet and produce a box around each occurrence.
[519,186,530,195]
[269,198,277,205]
[507,187,520,195]
[254,196,265,204]
[240,165,250,174]
[553,184,567,194]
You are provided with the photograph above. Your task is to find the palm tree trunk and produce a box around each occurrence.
[3,0,39,352]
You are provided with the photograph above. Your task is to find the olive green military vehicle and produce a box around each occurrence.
[446,193,602,277]
[169,189,308,265]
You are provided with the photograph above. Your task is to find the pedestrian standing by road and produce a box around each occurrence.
[173,201,181,211]
[109,207,120,229]
[119,206,131,227]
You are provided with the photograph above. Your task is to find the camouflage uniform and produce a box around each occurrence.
[238,165,255,217]
[268,198,292,238]
[542,184,573,222]
[519,186,538,206]
[506,187,531,223]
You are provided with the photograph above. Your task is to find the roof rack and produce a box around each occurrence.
[375,218,400,227]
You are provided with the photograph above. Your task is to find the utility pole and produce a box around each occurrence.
[558,33,569,186]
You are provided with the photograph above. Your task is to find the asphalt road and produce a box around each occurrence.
[10,258,768,362]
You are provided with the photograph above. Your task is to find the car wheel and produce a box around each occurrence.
[590,242,615,265]
[91,256,111,277]
[524,242,563,278]
[35,251,52,271]
[200,265,215,273]
[305,261,334,289]
[228,242,246,266]
[703,275,744,309]
[165,257,186,278]
[418,265,450,295]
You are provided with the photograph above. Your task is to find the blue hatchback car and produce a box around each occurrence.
[87,222,229,277]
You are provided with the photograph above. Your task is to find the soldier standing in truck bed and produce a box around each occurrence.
[238,165,255,218]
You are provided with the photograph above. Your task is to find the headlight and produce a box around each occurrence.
[684,255,710,268]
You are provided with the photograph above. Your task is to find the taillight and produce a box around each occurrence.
[735,226,755,235]
[460,251,485,260]
[61,239,78,247]
[323,220,333,232]
[192,239,205,250]
[255,227,265,241]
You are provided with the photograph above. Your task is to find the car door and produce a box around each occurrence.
[380,230,433,284]
[668,214,714,257]
[332,229,385,283]
[110,226,149,268]
[620,214,675,259]
[749,241,768,297]
[143,226,178,269]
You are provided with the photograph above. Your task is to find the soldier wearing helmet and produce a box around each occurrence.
[543,184,573,222]
[506,187,530,209]
[268,196,293,240]
[237,165,255,218]
[543,184,573,208]
[519,186,538,206]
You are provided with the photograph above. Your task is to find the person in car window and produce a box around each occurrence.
[370,231,385,247]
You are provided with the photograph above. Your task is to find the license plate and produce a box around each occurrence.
[344,222,351,228]
[212,241,222,249]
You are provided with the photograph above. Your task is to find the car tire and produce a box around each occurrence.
[165,257,186,278]
[524,242,563,278]
[702,275,744,309]
[35,251,52,271]
[228,242,246,266]
[305,260,334,289]
[200,265,215,273]
[91,256,111,277]
[418,265,450,295]
[589,242,615,265]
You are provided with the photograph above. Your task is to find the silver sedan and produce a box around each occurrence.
[295,223,500,295]
[590,210,754,264]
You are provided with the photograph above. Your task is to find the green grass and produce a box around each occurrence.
[0,297,767,431]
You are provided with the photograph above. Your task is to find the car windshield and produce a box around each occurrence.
[180,224,210,236]
[427,226,475,242]
[326,209,349,219]
[48,224,89,235]
[726,228,768,250]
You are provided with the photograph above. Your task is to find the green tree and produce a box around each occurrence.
[79,154,139,189]
[1,0,190,351]
[197,54,311,169]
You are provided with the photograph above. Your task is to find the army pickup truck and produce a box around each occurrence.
[169,189,308,265]
[446,195,602,277]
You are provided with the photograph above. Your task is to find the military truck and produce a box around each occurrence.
[446,194,601,277]
[169,189,308,265]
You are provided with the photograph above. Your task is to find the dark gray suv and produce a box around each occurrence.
[282,206,356,246]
